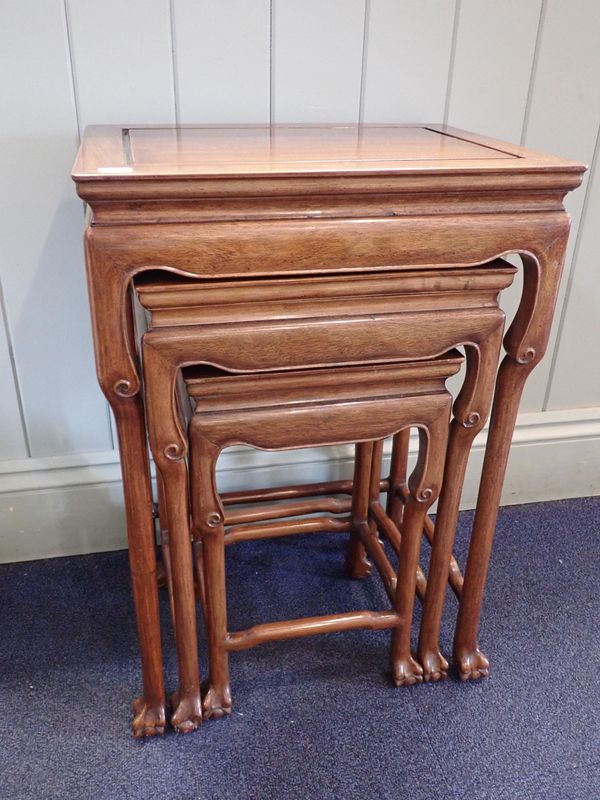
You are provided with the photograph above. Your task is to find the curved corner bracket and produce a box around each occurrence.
[117,273,143,394]
[192,438,225,533]
[452,318,507,433]
[168,373,188,462]
[142,343,188,464]
[451,343,484,430]
[502,250,544,366]
[407,426,433,503]
[84,241,143,399]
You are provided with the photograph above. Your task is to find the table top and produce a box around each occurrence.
[72,124,584,181]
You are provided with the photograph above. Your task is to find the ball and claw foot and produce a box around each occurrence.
[391,654,424,687]
[345,548,372,580]
[131,696,167,739]
[170,691,203,733]
[203,685,232,720]
[454,647,490,681]
[419,649,449,683]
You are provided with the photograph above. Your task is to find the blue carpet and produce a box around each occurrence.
[1,496,599,800]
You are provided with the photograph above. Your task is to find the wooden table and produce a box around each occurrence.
[72,124,585,737]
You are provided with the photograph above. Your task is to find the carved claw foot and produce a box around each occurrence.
[345,550,372,580]
[391,654,424,687]
[419,648,449,683]
[454,647,490,681]
[203,685,232,720]
[170,691,203,733]
[131,695,167,738]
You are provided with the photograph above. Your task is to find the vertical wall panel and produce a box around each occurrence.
[0,286,27,460]
[66,0,176,128]
[518,0,600,410]
[174,0,271,123]
[546,145,600,408]
[447,0,542,141]
[272,0,365,123]
[362,0,456,122]
[0,0,112,456]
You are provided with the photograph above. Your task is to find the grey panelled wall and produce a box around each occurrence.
[1,0,599,561]
[0,1,111,458]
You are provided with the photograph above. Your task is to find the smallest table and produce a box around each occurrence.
[72,124,585,736]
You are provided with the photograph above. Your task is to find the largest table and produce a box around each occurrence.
[72,124,585,737]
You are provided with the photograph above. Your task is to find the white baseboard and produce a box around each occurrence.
[1,407,599,563]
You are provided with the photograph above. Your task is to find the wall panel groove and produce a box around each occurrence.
[357,0,371,125]
[0,277,29,460]
[520,0,546,146]
[269,0,275,125]
[443,0,461,125]
[168,0,181,126]
[62,0,82,141]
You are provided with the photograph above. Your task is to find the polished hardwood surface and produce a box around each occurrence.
[73,124,585,736]
[135,266,516,327]
[73,123,581,178]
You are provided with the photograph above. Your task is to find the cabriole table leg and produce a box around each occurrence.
[390,415,449,686]
[85,250,167,738]
[418,325,504,681]
[386,429,411,528]
[346,443,374,579]
[454,243,569,680]
[112,394,167,737]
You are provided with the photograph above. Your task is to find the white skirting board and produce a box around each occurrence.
[1,407,599,563]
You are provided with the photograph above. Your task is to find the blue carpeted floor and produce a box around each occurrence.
[1,496,599,800]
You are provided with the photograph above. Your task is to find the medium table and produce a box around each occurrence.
[72,124,585,737]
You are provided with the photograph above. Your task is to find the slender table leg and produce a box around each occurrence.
[390,413,449,686]
[112,395,167,737]
[367,438,385,540]
[370,439,384,499]
[346,443,374,578]
[454,241,569,679]
[160,459,205,612]
[142,343,203,731]
[155,458,203,731]
[191,437,232,719]
[418,325,504,681]
[84,245,166,737]
[350,441,374,526]
[157,474,176,629]
[386,429,410,528]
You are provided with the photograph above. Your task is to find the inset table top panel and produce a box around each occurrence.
[72,124,583,180]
